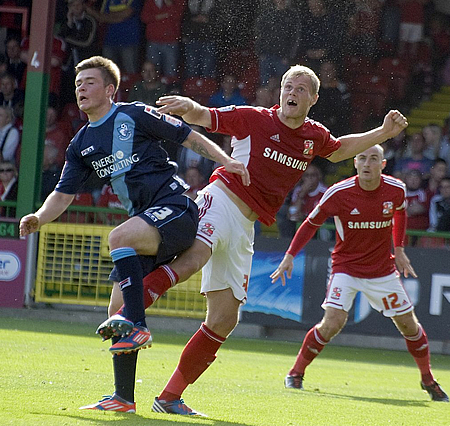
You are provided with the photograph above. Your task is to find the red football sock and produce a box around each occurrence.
[159,323,225,401]
[143,265,179,308]
[115,265,178,315]
[289,326,328,376]
[404,324,434,385]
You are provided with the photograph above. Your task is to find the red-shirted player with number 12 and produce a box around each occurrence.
[271,144,448,402]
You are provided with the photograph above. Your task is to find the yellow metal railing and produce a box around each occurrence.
[15,205,450,319]
[35,223,206,318]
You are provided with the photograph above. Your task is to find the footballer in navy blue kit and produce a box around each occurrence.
[57,101,199,271]
[19,56,250,413]
[58,102,190,216]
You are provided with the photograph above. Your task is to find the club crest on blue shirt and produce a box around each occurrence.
[117,123,133,140]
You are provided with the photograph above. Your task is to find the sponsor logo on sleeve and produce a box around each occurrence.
[163,114,182,127]
[144,105,162,119]
[81,145,94,156]
[217,105,236,112]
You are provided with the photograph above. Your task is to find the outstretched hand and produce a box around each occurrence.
[19,214,40,237]
[382,110,408,139]
[270,253,294,286]
[156,96,195,116]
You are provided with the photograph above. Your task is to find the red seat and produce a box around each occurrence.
[120,73,141,91]
[350,73,389,130]
[182,77,218,104]
[223,48,259,77]
[61,102,80,121]
[238,80,257,103]
[61,102,87,132]
[376,57,410,101]
[351,73,389,109]
[116,73,141,102]
[61,102,87,123]
[237,62,260,103]
[60,192,94,223]
[343,55,373,89]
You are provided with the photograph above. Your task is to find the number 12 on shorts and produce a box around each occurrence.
[382,292,401,310]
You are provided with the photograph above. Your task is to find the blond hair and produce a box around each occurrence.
[280,65,320,95]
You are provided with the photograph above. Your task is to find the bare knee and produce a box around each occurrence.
[108,226,128,250]
[204,289,241,338]
[317,321,343,341]
[205,312,239,338]
[392,311,419,336]
[108,217,161,254]
[317,309,348,341]
[171,240,212,283]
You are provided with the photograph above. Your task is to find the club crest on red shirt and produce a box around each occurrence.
[382,201,394,216]
[201,223,215,236]
[303,140,314,157]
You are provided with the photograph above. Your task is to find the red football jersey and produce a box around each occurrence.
[207,105,341,225]
[308,174,406,278]
[292,182,328,218]
[405,188,429,230]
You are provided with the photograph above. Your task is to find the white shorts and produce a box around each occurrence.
[399,23,423,43]
[322,272,414,317]
[195,183,255,303]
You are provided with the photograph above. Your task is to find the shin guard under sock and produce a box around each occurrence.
[116,265,179,316]
[290,326,328,376]
[159,323,225,400]
[112,337,139,403]
[404,325,434,384]
[110,248,145,327]
[142,265,179,309]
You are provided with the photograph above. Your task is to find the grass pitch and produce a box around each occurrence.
[1,314,449,426]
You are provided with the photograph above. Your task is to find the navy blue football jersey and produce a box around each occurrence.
[56,102,192,216]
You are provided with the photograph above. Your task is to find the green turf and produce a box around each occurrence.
[1,315,449,426]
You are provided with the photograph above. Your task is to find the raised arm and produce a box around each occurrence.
[183,130,250,186]
[19,191,75,236]
[156,96,212,129]
[327,110,408,163]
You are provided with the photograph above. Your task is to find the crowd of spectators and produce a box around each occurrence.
[0,0,450,240]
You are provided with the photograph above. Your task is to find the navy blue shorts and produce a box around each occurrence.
[109,194,199,282]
